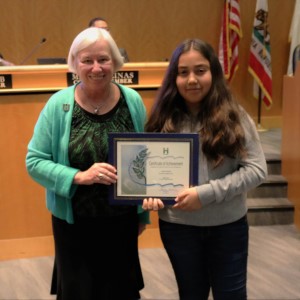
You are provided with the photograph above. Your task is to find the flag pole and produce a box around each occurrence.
[257,86,267,132]
[258,86,262,126]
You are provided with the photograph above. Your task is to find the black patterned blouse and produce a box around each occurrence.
[69,92,136,218]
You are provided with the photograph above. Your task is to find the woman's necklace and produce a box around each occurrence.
[79,84,112,115]
[90,102,106,114]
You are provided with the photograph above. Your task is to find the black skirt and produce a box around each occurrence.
[51,211,143,300]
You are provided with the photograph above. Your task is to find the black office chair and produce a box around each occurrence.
[292,44,300,74]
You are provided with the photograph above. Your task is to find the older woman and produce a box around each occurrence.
[26,27,149,300]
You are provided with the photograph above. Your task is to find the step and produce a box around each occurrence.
[247,197,294,226]
[247,197,294,210]
[247,175,287,198]
[266,158,281,175]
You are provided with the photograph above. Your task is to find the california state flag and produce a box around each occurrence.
[248,0,272,108]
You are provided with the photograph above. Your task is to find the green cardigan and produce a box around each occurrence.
[26,83,149,224]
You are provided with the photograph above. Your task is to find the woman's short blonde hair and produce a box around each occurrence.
[67,27,124,73]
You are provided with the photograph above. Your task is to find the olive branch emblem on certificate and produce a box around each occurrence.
[131,148,150,185]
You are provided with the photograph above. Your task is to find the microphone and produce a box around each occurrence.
[19,37,47,65]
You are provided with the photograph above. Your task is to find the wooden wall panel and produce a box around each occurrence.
[282,64,300,230]
[0,0,298,257]
[0,89,161,258]
[0,63,165,252]
[0,93,52,239]
[0,0,295,125]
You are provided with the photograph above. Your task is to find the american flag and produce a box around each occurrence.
[218,0,242,82]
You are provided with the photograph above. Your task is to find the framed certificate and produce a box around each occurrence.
[108,132,199,205]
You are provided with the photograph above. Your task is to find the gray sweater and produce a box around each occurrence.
[159,110,268,226]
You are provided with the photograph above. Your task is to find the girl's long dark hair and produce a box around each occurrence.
[145,39,246,166]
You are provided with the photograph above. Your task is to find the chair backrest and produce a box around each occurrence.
[292,44,300,74]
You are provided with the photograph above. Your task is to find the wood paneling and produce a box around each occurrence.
[0,0,296,125]
[0,0,299,258]
[282,63,300,230]
[0,92,52,239]
[0,63,164,253]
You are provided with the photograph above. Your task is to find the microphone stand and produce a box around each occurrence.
[19,38,47,65]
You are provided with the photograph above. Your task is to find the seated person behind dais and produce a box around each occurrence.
[0,53,14,66]
[88,17,129,63]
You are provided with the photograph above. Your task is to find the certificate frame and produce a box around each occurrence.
[108,132,199,205]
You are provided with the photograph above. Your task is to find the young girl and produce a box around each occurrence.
[143,39,267,300]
